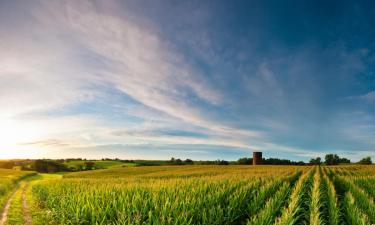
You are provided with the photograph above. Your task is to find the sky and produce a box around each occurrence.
[0,0,374,161]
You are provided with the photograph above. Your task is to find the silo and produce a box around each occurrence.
[253,152,262,165]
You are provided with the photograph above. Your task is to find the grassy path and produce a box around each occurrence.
[0,174,62,225]
[0,187,18,225]
[22,184,32,225]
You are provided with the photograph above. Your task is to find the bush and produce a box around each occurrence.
[237,157,252,165]
[358,157,372,165]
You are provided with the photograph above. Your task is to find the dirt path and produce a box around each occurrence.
[0,187,18,225]
[1,174,61,225]
[22,184,32,225]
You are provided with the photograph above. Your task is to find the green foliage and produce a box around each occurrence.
[309,157,322,165]
[32,166,308,224]
[262,158,305,165]
[324,154,351,165]
[247,182,290,225]
[33,160,70,173]
[2,164,372,224]
[237,157,253,165]
[343,192,369,225]
[309,168,322,225]
[325,154,340,165]
[275,169,315,225]
[321,168,339,225]
[358,157,372,165]
[0,169,35,211]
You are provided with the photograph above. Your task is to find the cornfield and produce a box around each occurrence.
[28,165,375,224]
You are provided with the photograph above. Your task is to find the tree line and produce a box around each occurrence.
[309,154,372,165]
[0,155,372,173]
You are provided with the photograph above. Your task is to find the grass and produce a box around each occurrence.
[6,183,25,225]
[64,160,135,170]
[0,169,35,212]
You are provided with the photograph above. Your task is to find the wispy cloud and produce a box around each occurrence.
[1,0,374,160]
[19,139,70,147]
[31,0,264,145]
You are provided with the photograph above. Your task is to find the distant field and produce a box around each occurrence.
[64,160,136,170]
[28,165,375,224]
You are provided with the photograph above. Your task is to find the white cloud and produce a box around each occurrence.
[33,0,263,139]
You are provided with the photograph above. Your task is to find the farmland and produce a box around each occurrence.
[1,165,375,224]
[0,169,36,225]
[0,169,35,209]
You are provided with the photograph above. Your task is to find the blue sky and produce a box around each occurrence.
[0,0,374,161]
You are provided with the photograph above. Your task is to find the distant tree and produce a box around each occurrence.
[358,157,372,165]
[32,160,69,173]
[76,164,84,171]
[338,157,351,164]
[324,154,351,165]
[325,154,340,165]
[84,161,95,170]
[263,158,302,165]
[309,157,322,165]
[237,157,252,165]
[33,160,48,173]
[168,158,184,165]
[184,159,194,164]
[216,160,229,165]
[0,160,16,169]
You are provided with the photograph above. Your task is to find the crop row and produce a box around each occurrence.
[32,166,306,224]
[30,165,375,225]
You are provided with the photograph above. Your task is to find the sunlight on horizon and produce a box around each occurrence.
[0,118,46,158]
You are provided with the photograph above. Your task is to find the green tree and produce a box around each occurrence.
[184,159,194,164]
[358,157,372,165]
[325,154,340,165]
[309,157,322,165]
[338,157,351,164]
[84,161,95,170]
[237,157,252,165]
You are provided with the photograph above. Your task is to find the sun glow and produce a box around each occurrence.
[0,118,46,158]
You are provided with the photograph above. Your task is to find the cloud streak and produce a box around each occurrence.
[1,0,374,160]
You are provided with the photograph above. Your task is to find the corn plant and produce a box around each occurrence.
[342,192,369,225]
[28,165,375,225]
[247,182,291,225]
[321,168,339,225]
[275,168,314,225]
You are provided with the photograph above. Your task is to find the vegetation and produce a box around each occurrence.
[358,156,372,165]
[1,156,319,175]
[309,157,322,165]
[324,154,350,165]
[21,165,375,224]
[2,157,307,173]
[0,169,35,211]
[2,163,375,224]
